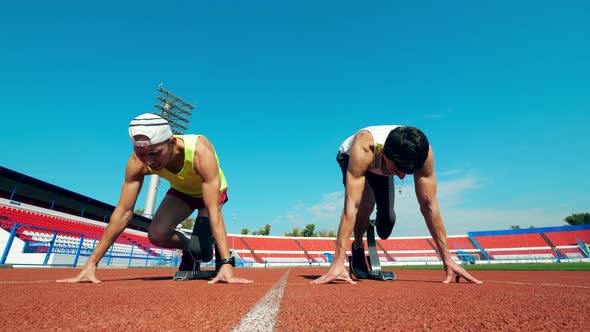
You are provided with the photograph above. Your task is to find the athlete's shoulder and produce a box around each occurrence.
[194,134,212,147]
[193,135,217,159]
[412,145,435,179]
[126,153,149,177]
[351,130,375,154]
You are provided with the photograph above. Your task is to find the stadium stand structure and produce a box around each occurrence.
[468,226,590,262]
[0,202,176,267]
[0,166,175,267]
[294,237,338,263]
[1,166,589,267]
[239,236,312,265]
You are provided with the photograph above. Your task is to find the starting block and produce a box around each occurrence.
[348,221,396,281]
[365,224,395,280]
[173,217,221,281]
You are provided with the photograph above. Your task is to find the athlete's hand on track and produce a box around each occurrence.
[57,264,101,284]
[442,260,482,284]
[209,264,253,284]
[311,262,356,284]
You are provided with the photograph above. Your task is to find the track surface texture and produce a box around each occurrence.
[1,267,588,331]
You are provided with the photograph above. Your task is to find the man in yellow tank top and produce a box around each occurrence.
[59,113,252,284]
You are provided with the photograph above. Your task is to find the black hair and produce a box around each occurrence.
[383,126,430,174]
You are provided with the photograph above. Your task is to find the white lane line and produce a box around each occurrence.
[232,270,290,332]
[484,280,590,289]
[401,276,590,289]
[0,280,59,284]
[0,275,166,285]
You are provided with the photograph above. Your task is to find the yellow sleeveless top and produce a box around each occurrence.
[148,135,228,197]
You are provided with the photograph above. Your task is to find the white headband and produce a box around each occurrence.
[128,113,173,147]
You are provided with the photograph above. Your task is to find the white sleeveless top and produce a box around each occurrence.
[338,125,402,176]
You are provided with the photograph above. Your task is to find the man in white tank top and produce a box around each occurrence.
[312,126,481,285]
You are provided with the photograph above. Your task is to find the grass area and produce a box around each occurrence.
[387,262,590,271]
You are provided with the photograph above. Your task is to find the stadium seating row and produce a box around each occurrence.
[2,204,589,264]
[0,205,164,257]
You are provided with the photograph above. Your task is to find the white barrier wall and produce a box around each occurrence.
[1,228,175,267]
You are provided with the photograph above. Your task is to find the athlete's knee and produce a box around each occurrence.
[147,226,175,246]
[377,208,396,224]
[194,216,211,229]
[375,208,396,228]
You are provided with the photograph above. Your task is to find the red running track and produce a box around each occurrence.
[1,267,589,331]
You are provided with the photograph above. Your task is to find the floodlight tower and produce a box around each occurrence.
[143,84,195,218]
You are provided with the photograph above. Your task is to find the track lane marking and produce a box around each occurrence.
[232,270,290,332]
[395,275,590,289]
[482,280,590,289]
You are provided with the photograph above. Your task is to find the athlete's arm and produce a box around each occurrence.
[335,132,374,263]
[194,137,230,260]
[194,136,252,284]
[414,147,481,284]
[90,154,146,263]
[312,130,374,284]
[58,154,146,283]
[414,146,451,260]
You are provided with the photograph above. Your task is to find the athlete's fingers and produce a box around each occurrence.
[57,276,101,284]
[311,272,356,284]
[310,273,325,283]
[460,271,483,284]
[443,271,482,284]
[442,274,454,284]
[227,277,253,284]
[310,273,334,284]
[342,276,357,284]
[208,277,221,284]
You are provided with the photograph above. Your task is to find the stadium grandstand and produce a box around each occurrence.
[0,166,177,267]
[1,166,589,268]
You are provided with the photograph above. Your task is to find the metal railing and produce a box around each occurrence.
[0,223,177,267]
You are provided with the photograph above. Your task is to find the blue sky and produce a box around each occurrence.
[1,1,589,236]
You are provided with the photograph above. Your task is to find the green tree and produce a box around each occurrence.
[241,228,250,235]
[250,224,271,236]
[302,224,317,237]
[564,213,590,225]
[259,224,271,236]
[510,225,521,230]
[285,227,301,237]
[318,229,336,237]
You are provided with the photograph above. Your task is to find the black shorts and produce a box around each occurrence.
[166,188,228,210]
[336,152,391,191]
[336,151,395,225]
